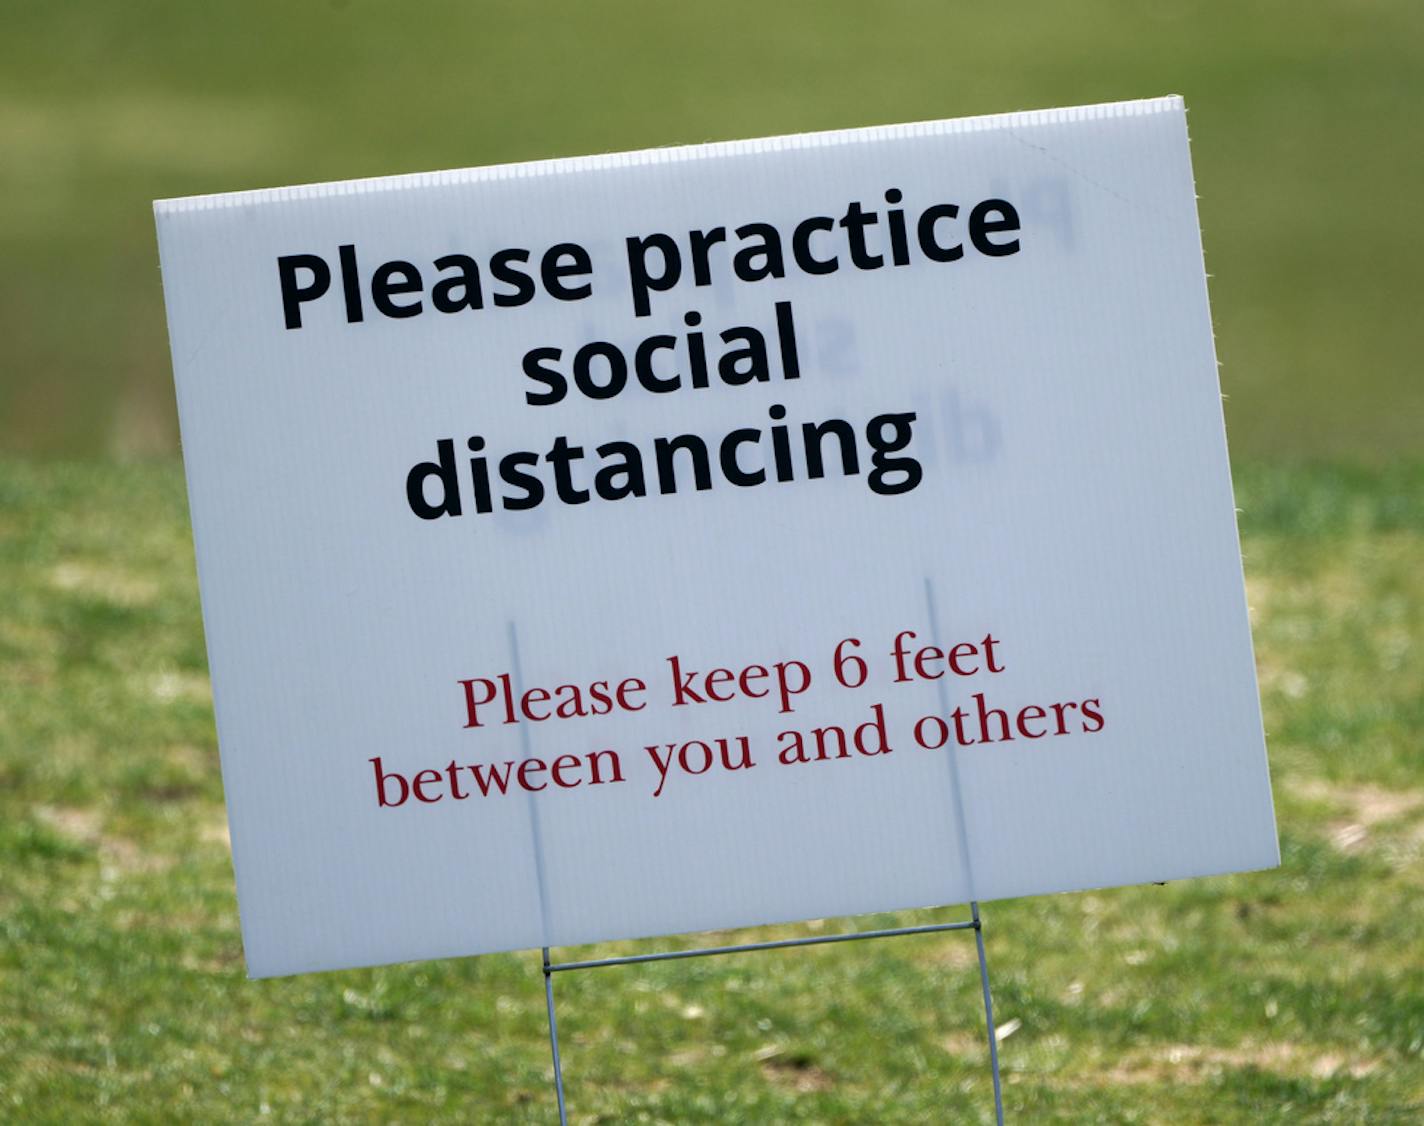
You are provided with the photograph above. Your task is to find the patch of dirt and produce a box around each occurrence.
[1291,778,1424,858]
[927,940,977,969]
[755,1046,834,1093]
[96,835,174,876]
[49,561,159,606]
[35,805,173,875]
[148,670,212,705]
[1103,1042,1380,1085]
[941,1031,987,1059]
[666,1046,709,1068]
[200,817,231,850]
[178,947,243,974]
[1313,782,1422,825]
[35,805,101,844]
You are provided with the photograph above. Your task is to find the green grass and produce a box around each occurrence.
[1,462,1421,1122]
[2,1,1422,461]
[2,2,1422,1119]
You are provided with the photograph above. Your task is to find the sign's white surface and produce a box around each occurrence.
[155,96,1278,979]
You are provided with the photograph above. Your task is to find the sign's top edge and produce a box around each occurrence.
[154,95,1183,216]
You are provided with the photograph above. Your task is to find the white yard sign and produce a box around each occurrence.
[156,96,1277,979]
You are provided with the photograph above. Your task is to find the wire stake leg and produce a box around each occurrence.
[971,901,1005,1125]
[542,946,568,1126]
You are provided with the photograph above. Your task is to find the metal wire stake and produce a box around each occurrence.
[538,912,1004,1122]
[542,946,568,1126]
[546,919,977,973]
[972,901,1006,1125]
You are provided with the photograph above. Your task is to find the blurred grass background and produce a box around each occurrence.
[2,1,1422,1121]
[2,0,1421,462]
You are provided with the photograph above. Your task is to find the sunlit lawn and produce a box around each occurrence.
[1,462,1421,1122]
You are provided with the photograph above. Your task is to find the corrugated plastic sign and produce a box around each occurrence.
[155,96,1278,979]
